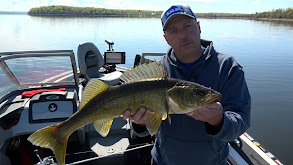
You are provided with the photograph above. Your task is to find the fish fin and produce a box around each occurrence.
[161,114,171,125]
[93,118,113,137]
[80,79,109,110]
[146,113,163,136]
[27,124,69,165]
[164,100,172,125]
[162,114,167,120]
[120,61,167,84]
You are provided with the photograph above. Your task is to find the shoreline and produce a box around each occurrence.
[27,14,293,22]
[1,11,293,22]
[26,13,159,18]
[251,17,293,22]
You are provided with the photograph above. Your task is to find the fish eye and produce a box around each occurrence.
[197,90,206,96]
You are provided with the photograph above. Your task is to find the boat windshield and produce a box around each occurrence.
[0,51,78,99]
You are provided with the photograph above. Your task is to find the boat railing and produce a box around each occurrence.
[0,50,74,56]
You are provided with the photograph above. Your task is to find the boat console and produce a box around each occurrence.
[29,90,77,123]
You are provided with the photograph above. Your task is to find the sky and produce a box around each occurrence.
[0,0,292,14]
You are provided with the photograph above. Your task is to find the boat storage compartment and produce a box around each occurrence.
[29,91,77,123]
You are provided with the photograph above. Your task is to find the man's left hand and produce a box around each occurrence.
[186,102,224,129]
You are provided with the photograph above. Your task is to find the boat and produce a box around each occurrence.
[0,40,283,165]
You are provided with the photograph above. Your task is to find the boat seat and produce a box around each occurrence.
[77,42,122,86]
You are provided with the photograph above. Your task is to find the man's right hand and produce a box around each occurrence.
[122,107,152,125]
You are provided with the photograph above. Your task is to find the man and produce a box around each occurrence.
[123,4,251,165]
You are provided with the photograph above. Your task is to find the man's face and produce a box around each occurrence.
[164,15,201,63]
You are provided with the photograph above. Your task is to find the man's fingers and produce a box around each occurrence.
[140,109,151,121]
[204,102,222,109]
[123,108,152,124]
[186,102,224,126]
[122,110,131,120]
[187,109,202,120]
[132,107,147,122]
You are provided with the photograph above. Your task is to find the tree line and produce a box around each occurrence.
[28,6,293,19]
[195,13,249,18]
[28,5,161,17]
[254,8,293,19]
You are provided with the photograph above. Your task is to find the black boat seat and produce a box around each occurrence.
[77,42,122,86]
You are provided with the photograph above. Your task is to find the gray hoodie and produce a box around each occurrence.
[151,39,251,165]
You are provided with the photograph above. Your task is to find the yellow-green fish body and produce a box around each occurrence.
[28,61,221,165]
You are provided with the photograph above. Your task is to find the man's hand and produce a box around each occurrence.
[186,102,224,129]
[122,107,152,125]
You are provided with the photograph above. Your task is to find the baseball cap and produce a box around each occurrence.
[161,4,196,31]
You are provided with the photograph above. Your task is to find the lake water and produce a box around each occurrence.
[1,14,293,164]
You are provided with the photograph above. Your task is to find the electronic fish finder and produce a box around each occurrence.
[104,39,125,72]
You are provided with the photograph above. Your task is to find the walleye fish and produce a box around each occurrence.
[27,61,221,165]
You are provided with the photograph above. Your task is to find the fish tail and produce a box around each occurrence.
[27,123,69,165]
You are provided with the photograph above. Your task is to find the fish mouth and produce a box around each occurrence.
[205,96,221,105]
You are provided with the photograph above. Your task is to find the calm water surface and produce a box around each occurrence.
[1,14,293,164]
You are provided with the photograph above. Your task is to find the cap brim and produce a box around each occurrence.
[163,13,196,31]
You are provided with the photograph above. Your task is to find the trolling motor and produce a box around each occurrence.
[103,39,125,73]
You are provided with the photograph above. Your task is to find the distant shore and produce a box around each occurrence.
[28,6,293,20]
[2,6,293,22]
[28,6,162,18]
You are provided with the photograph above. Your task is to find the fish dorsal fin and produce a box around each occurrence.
[80,79,109,110]
[120,61,167,84]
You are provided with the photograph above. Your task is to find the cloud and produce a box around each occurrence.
[182,0,216,2]
[28,0,99,8]
[252,0,259,5]
[102,0,132,9]
[11,0,21,5]
[49,0,81,6]
[28,0,50,8]
[76,0,104,7]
